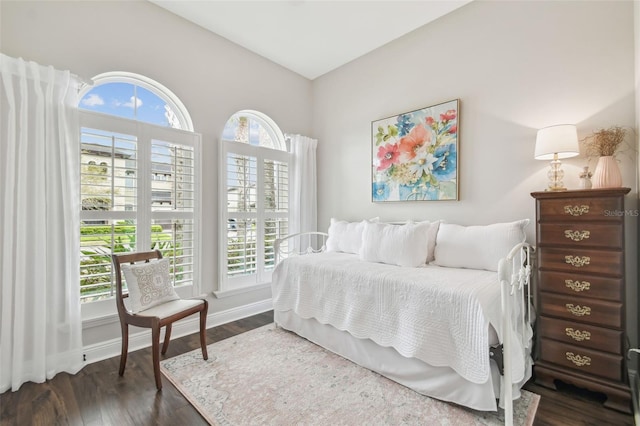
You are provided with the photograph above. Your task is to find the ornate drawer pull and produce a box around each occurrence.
[564,230,590,242]
[565,255,590,267]
[564,205,590,216]
[565,328,591,341]
[566,352,591,367]
[565,279,591,292]
[566,304,591,316]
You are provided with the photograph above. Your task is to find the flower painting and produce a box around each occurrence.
[371,99,459,202]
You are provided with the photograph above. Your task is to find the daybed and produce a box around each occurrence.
[272,219,534,426]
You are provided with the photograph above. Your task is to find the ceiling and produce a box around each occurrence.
[149,1,473,80]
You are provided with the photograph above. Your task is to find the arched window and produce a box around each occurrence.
[218,110,290,294]
[78,72,200,304]
[221,112,285,150]
[79,72,193,130]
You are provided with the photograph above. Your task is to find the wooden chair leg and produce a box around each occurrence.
[200,306,208,360]
[161,324,172,355]
[151,321,162,391]
[119,323,129,376]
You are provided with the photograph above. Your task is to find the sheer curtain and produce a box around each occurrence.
[287,134,318,249]
[0,54,84,392]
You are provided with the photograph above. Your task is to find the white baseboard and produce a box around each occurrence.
[82,298,273,365]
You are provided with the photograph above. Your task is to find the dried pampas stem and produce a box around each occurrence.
[582,126,627,158]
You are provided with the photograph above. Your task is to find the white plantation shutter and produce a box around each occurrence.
[151,218,195,286]
[219,112,289,292]
[151,140,195,212]
[80,128,137,211]
[80,114,139,302]
[263,158,289,271]
[79,111,200,303]
[150,136,197,287]
[226,151,258,280]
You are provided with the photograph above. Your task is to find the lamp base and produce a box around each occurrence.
[545,185,568,192]
[545,157,567,191]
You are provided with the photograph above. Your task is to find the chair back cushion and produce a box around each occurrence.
[120,258,179,313]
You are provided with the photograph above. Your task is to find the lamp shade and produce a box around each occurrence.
[534,124,579,160]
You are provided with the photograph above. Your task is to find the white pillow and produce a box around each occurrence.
[432,219,529,271]
[120,258,180,313]
[360,221,433,267]
[385,220,440,263]
[325,218,368,254]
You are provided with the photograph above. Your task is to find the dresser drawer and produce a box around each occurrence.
[539,338,623,381]
[538,316,623,354]
[538,247,623,276]
[538,271,624,302]
[537,197,623,223]
[537,223,623,249]
[539,292,623,328]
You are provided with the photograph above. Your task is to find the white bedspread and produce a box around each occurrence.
[272,252,527,385]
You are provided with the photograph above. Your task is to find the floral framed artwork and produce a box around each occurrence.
[371,99,459,202]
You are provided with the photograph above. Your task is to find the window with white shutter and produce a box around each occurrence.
[218,111,289,294]
[78,73,200,307]
[80,122,138,302]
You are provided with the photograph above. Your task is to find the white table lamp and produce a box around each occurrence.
[535,124,579,191]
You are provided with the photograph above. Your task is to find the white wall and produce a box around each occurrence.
[0,0,312,348]
[312,1,638,346]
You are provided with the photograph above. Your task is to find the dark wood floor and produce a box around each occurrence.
[0,311,635,425]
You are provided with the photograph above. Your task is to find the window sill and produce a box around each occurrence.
[213,282,271,299]
[82,312,119,330]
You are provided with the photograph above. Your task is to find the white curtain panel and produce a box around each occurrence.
[0,54,83,392]
[287,134,318,249]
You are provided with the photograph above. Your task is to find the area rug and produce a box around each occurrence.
[161,325,539,425]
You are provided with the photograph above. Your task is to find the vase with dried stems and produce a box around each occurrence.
[581,126,626,189]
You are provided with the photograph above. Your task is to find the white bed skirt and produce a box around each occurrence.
[275,310,504,411]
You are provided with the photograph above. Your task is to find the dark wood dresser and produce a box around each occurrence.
[531,188,632,413]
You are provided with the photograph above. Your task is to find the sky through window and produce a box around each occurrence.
[80,82,181,129]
